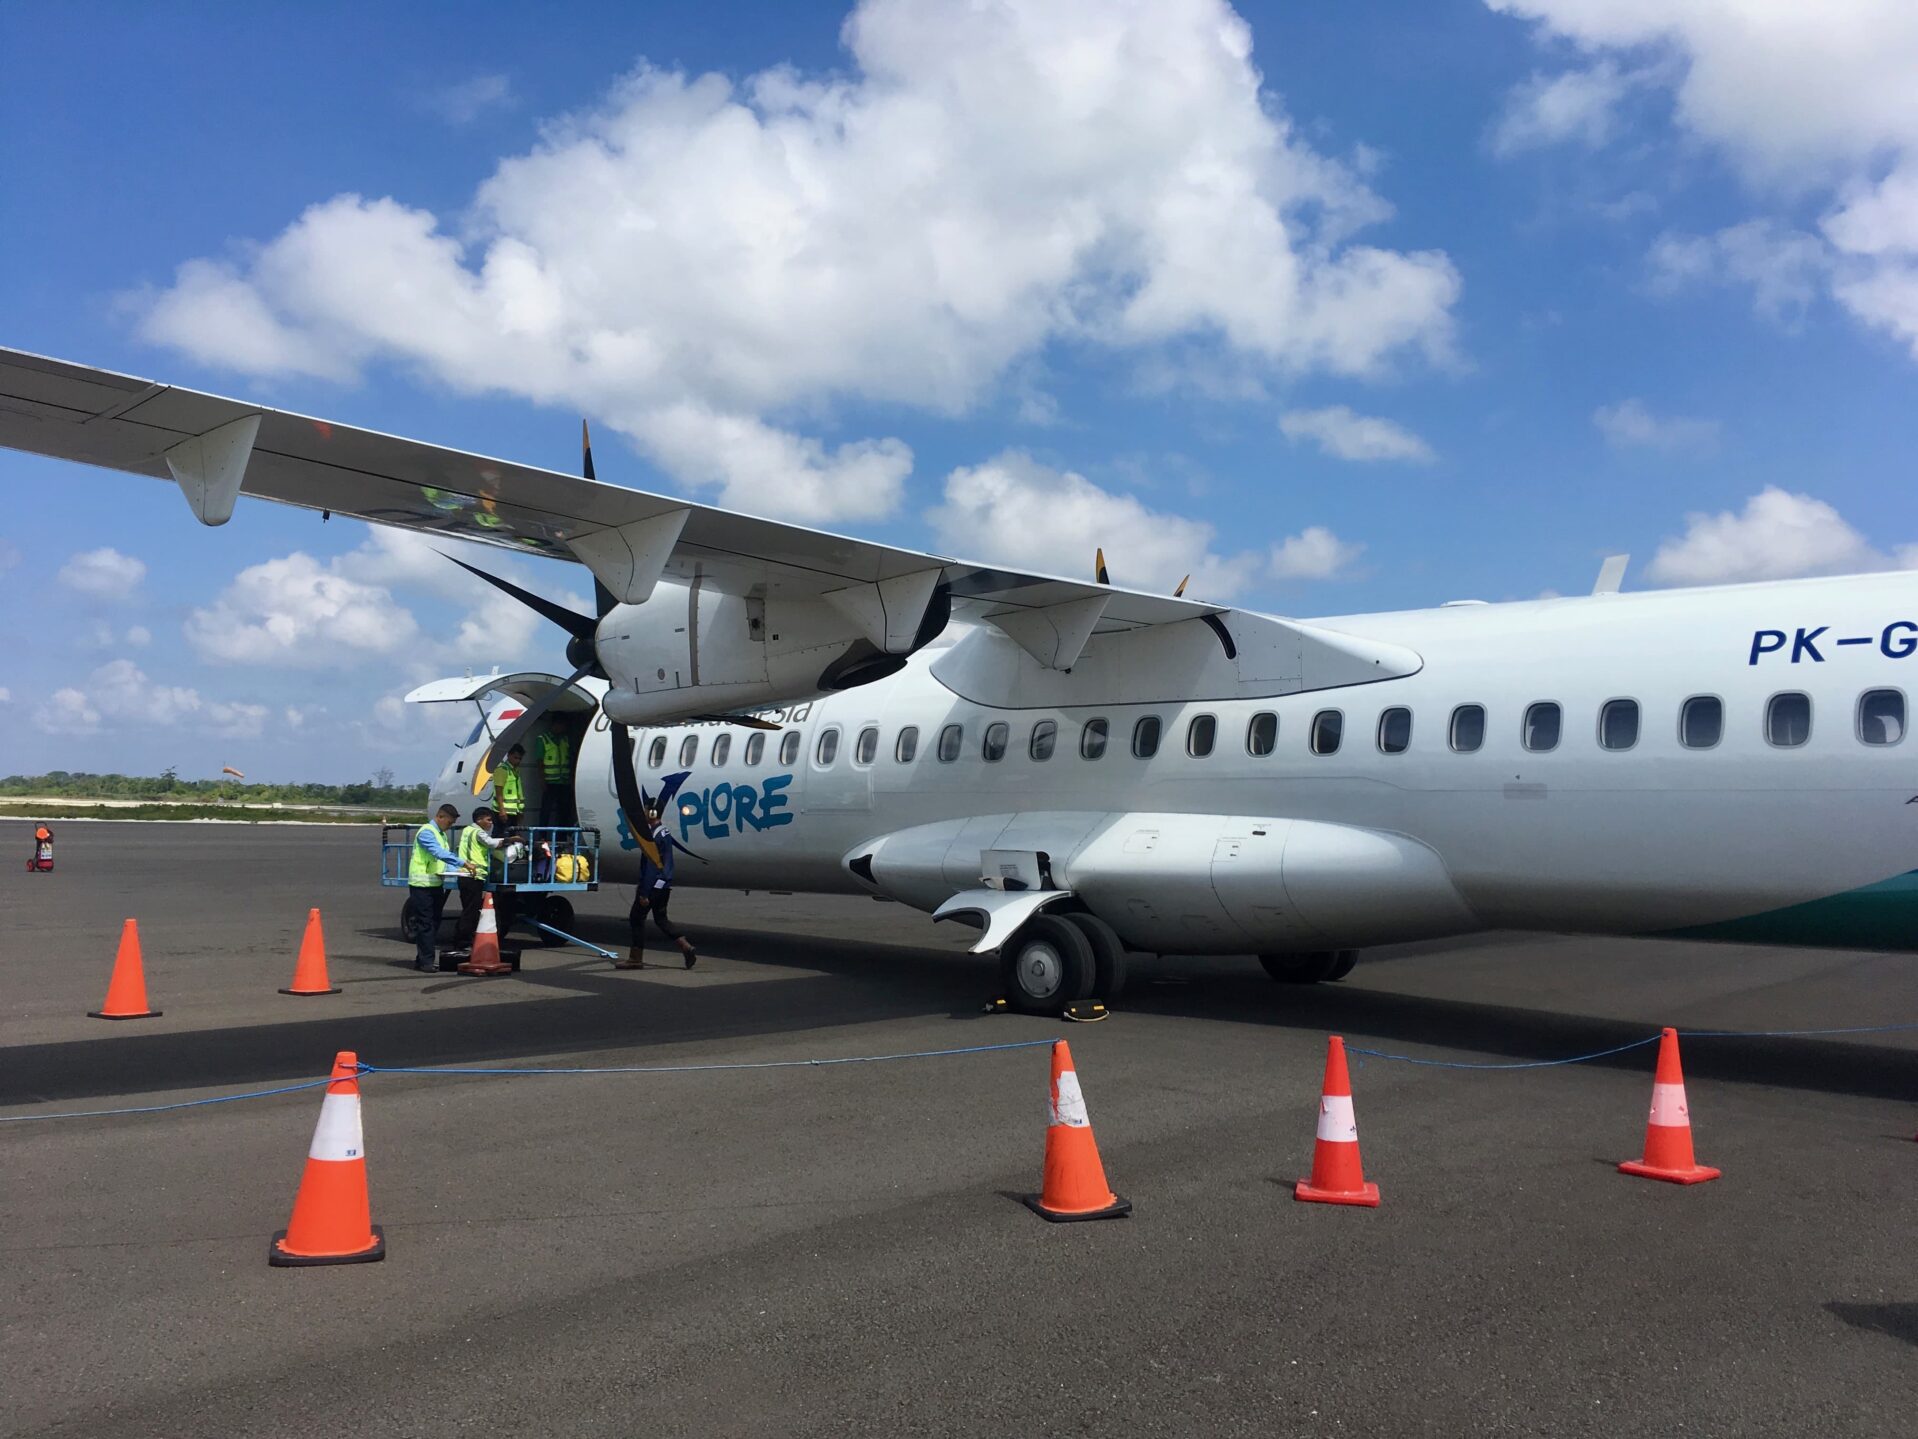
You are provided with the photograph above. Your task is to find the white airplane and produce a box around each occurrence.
[6,346,1916,1011]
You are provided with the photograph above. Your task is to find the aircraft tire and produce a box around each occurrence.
[1002,915,1096,1014]
[1326,949,1359,981]
[1258,951,1341,984]
[1062,912,1129,1000]
[536,895,574,946]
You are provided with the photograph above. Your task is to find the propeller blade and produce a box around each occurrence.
[443,554,598,643]
[1174,574,1189,598]
[608,719,664,868]
[482,661,595,774]
[1094,547,1109,585]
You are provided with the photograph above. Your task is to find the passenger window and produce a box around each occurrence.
[1377,707,1411,754]
[1030,720,1058,761]
[855,726,879,765]
[895,726,919,763]
[1132,715,1162,758]
[1187,714,1217,757]
[1247,712,1278,757]
[1449,705,1485,753]
[1523,702,1561,752]
[815,727,840,766]
[1080,718,1109,759]
[678,735,698,767]
[1679,696,1722,749]
[1599,699,1639,751]
[779,731,801,766]
[1859,689,1905,746]
[1310,710,1343,756]
[938,724,963,762]
[983,722,1009,761]
[647,736,668,768]
[1766,692,1811,747]
[745,732,766,766]
[712,734,731,767]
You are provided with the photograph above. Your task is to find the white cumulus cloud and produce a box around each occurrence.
[57,547,147,601]
[1269,526,1363,581]
[1591,398,1720,455]
[927,450,1262,599]
[1646,487,1912,585]
[33,660,271,738]
[1487,1,1918,358]
[1646,221,1829,326]
[425,73,514,125]
[135,0,1459,522]
[1279,406,1435,463]
[188,553,417,666]
[1491,62,1636,155]
[35,687,100,734]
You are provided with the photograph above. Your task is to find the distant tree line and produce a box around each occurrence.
[1,770,429,807]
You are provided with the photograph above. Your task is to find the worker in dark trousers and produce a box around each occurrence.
[618,807,697,970]
[451,806,510,956]
[405,804,464,972]
[536,728,575,830]
[494,744,527,835]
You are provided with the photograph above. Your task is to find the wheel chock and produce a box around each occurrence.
[982,996,1011,1014]
[1062,1001,1110,1023]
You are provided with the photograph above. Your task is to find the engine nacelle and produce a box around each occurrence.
[596,574,946,727]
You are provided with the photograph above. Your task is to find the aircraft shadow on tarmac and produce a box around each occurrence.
[1825,1301,1918,1348]
[10,916,1916,1108]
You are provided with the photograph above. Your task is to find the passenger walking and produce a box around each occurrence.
[494,744,527,834]
[619,807,697,970]
[452,806,510,955]
[405,804,464,972]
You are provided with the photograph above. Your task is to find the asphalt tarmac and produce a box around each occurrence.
[4,819,1916,1437]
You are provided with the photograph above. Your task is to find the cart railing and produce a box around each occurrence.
[380,824,601,893]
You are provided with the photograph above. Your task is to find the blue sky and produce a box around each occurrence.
[5,0,1918,783]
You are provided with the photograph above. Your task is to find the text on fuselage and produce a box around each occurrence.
[1749,623,1918,665]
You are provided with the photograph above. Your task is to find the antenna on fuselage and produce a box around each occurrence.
[1592,554,1629,596]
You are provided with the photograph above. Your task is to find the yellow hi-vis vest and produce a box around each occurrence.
[537,732,572,780]
[494,763,525,814]
[458,824,494,879]
[409,824,452,886]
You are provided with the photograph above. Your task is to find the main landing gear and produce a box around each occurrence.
[1258,950,1359,984]
[999,912,1131,1015]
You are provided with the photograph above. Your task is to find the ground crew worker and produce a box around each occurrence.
[536,728,574,830]
[494,744,527,834]
[452,806,511,954]
[618,806,697,970]
[405,804,464,972]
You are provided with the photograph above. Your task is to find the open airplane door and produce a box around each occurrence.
[406,671,602,805]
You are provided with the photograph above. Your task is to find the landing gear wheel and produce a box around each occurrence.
[1001,914,1096,1015]
[536,895,574,946]
[1258,950,1342,984]
[1061,912,1129,1000]
[1325,949,1359,982]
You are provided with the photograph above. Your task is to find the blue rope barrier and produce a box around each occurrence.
[1345,1036,1661,1070]
[0,1076,340,1125]
[0,1039,1061,1125]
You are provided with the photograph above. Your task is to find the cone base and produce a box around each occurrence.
[1618,1159,1720,1185]
[269,1225,385,1266]
[88,1008,162,1020]
[456,957,512,975]
[278,986,342,996]
[1022,1192,1131,1223]
[1295,1179,1381,1207]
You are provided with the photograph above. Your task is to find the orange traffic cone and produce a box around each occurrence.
[89,918,161,1020]
[1022,1039,1131,1222]
[280,908,342,996]
[456,892,511,975]
[1619,1028,1720,1184]
[1295,1035,1380,1206]
[270,1051,385,1266]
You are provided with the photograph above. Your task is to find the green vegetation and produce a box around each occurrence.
[1,770,429,808]
[0,802,409,825]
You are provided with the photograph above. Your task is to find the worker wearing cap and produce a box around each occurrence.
[405,804,464,972]
[493,744,527,835]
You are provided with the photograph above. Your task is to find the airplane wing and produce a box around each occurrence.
[0,346,1223,640]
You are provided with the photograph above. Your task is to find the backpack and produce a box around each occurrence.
[554,852,591,883]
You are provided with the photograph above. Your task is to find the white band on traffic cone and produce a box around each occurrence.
[308,1092,365,1162]
[477,899,497,936]
[1648,1082,1690,1127]
[1049,1070,1090,1128]
[1316,1093,1358,1142]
